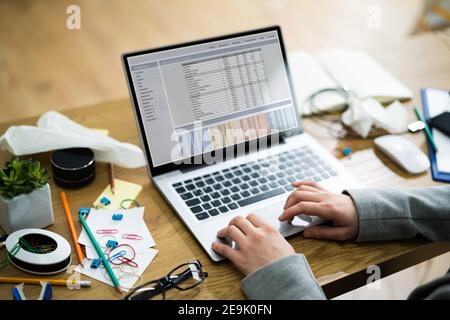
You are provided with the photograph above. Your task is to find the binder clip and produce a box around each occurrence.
[106,240,118,248]
[90,258,102,269]
[341,147,353,157]
[100,197,111,206]
[79,207,91,216]
[112,213,123,221]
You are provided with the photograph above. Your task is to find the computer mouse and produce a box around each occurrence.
[374,135,430,174]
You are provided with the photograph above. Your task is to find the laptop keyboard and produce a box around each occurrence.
[172,146,337,221]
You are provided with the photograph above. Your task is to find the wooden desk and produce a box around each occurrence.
[0,31,448,300]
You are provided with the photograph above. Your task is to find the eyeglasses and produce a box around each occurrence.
[123,260,208,300]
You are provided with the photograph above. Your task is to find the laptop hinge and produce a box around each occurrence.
[179,135,286,173]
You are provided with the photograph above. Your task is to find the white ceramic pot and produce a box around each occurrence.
[0,183,54,234]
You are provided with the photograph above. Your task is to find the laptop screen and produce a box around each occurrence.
[125,28,299,168]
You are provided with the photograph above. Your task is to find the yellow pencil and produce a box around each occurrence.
[0,276,91,287]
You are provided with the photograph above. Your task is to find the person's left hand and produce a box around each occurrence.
[212,214,295,276]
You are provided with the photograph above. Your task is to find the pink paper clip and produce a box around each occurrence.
[96,229,118,234]
[122,233,143,240]
[119,256,139,268]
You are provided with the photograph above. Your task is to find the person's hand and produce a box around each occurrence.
[212,214,295,276]
[279,181,359,241]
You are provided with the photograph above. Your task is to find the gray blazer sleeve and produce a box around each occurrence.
[241,186,450,300]
[240,254,326,300]
[344,186,450,242]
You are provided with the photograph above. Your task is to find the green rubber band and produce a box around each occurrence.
[0,238,28,270]
[120,199,140,209]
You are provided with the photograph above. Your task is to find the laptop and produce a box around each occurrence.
[122,26,361,261]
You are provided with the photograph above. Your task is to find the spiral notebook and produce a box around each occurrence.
[288,50,413,115]
[421,88,450,183]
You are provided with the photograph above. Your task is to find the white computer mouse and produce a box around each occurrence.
[374,135,430,174]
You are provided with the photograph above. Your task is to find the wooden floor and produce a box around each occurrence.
[0,0,427,123]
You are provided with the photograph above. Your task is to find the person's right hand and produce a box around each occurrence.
[278,181,359,241]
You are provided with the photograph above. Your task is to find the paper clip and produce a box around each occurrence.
[122,234,143,240]
[96,229,118,234]
[118,256,139,268]
[109,250,126,263]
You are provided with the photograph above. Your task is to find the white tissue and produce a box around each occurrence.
[0,111,146,168]
[342,98,408,138]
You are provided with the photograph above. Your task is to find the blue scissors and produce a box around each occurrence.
[11,282,52,300]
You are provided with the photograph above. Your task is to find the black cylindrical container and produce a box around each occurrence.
[51,148,95,188]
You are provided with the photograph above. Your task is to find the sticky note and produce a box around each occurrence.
[93,179,143,209]
[91,128,110,136]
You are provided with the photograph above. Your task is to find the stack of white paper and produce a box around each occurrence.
[75,207,157,290]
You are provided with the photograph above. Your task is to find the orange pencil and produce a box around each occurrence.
[60,191,85,266]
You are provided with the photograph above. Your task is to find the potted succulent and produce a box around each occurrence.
[0,157,54,233]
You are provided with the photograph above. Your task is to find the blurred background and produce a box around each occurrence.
[0,0,449,122]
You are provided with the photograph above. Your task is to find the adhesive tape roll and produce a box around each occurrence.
[5,228,72,275]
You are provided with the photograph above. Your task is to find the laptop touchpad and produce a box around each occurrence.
[248,201,311,233]
[291,215,312,227]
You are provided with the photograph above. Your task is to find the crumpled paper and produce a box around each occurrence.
[342,98,408,138]
[0,111,146,168]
